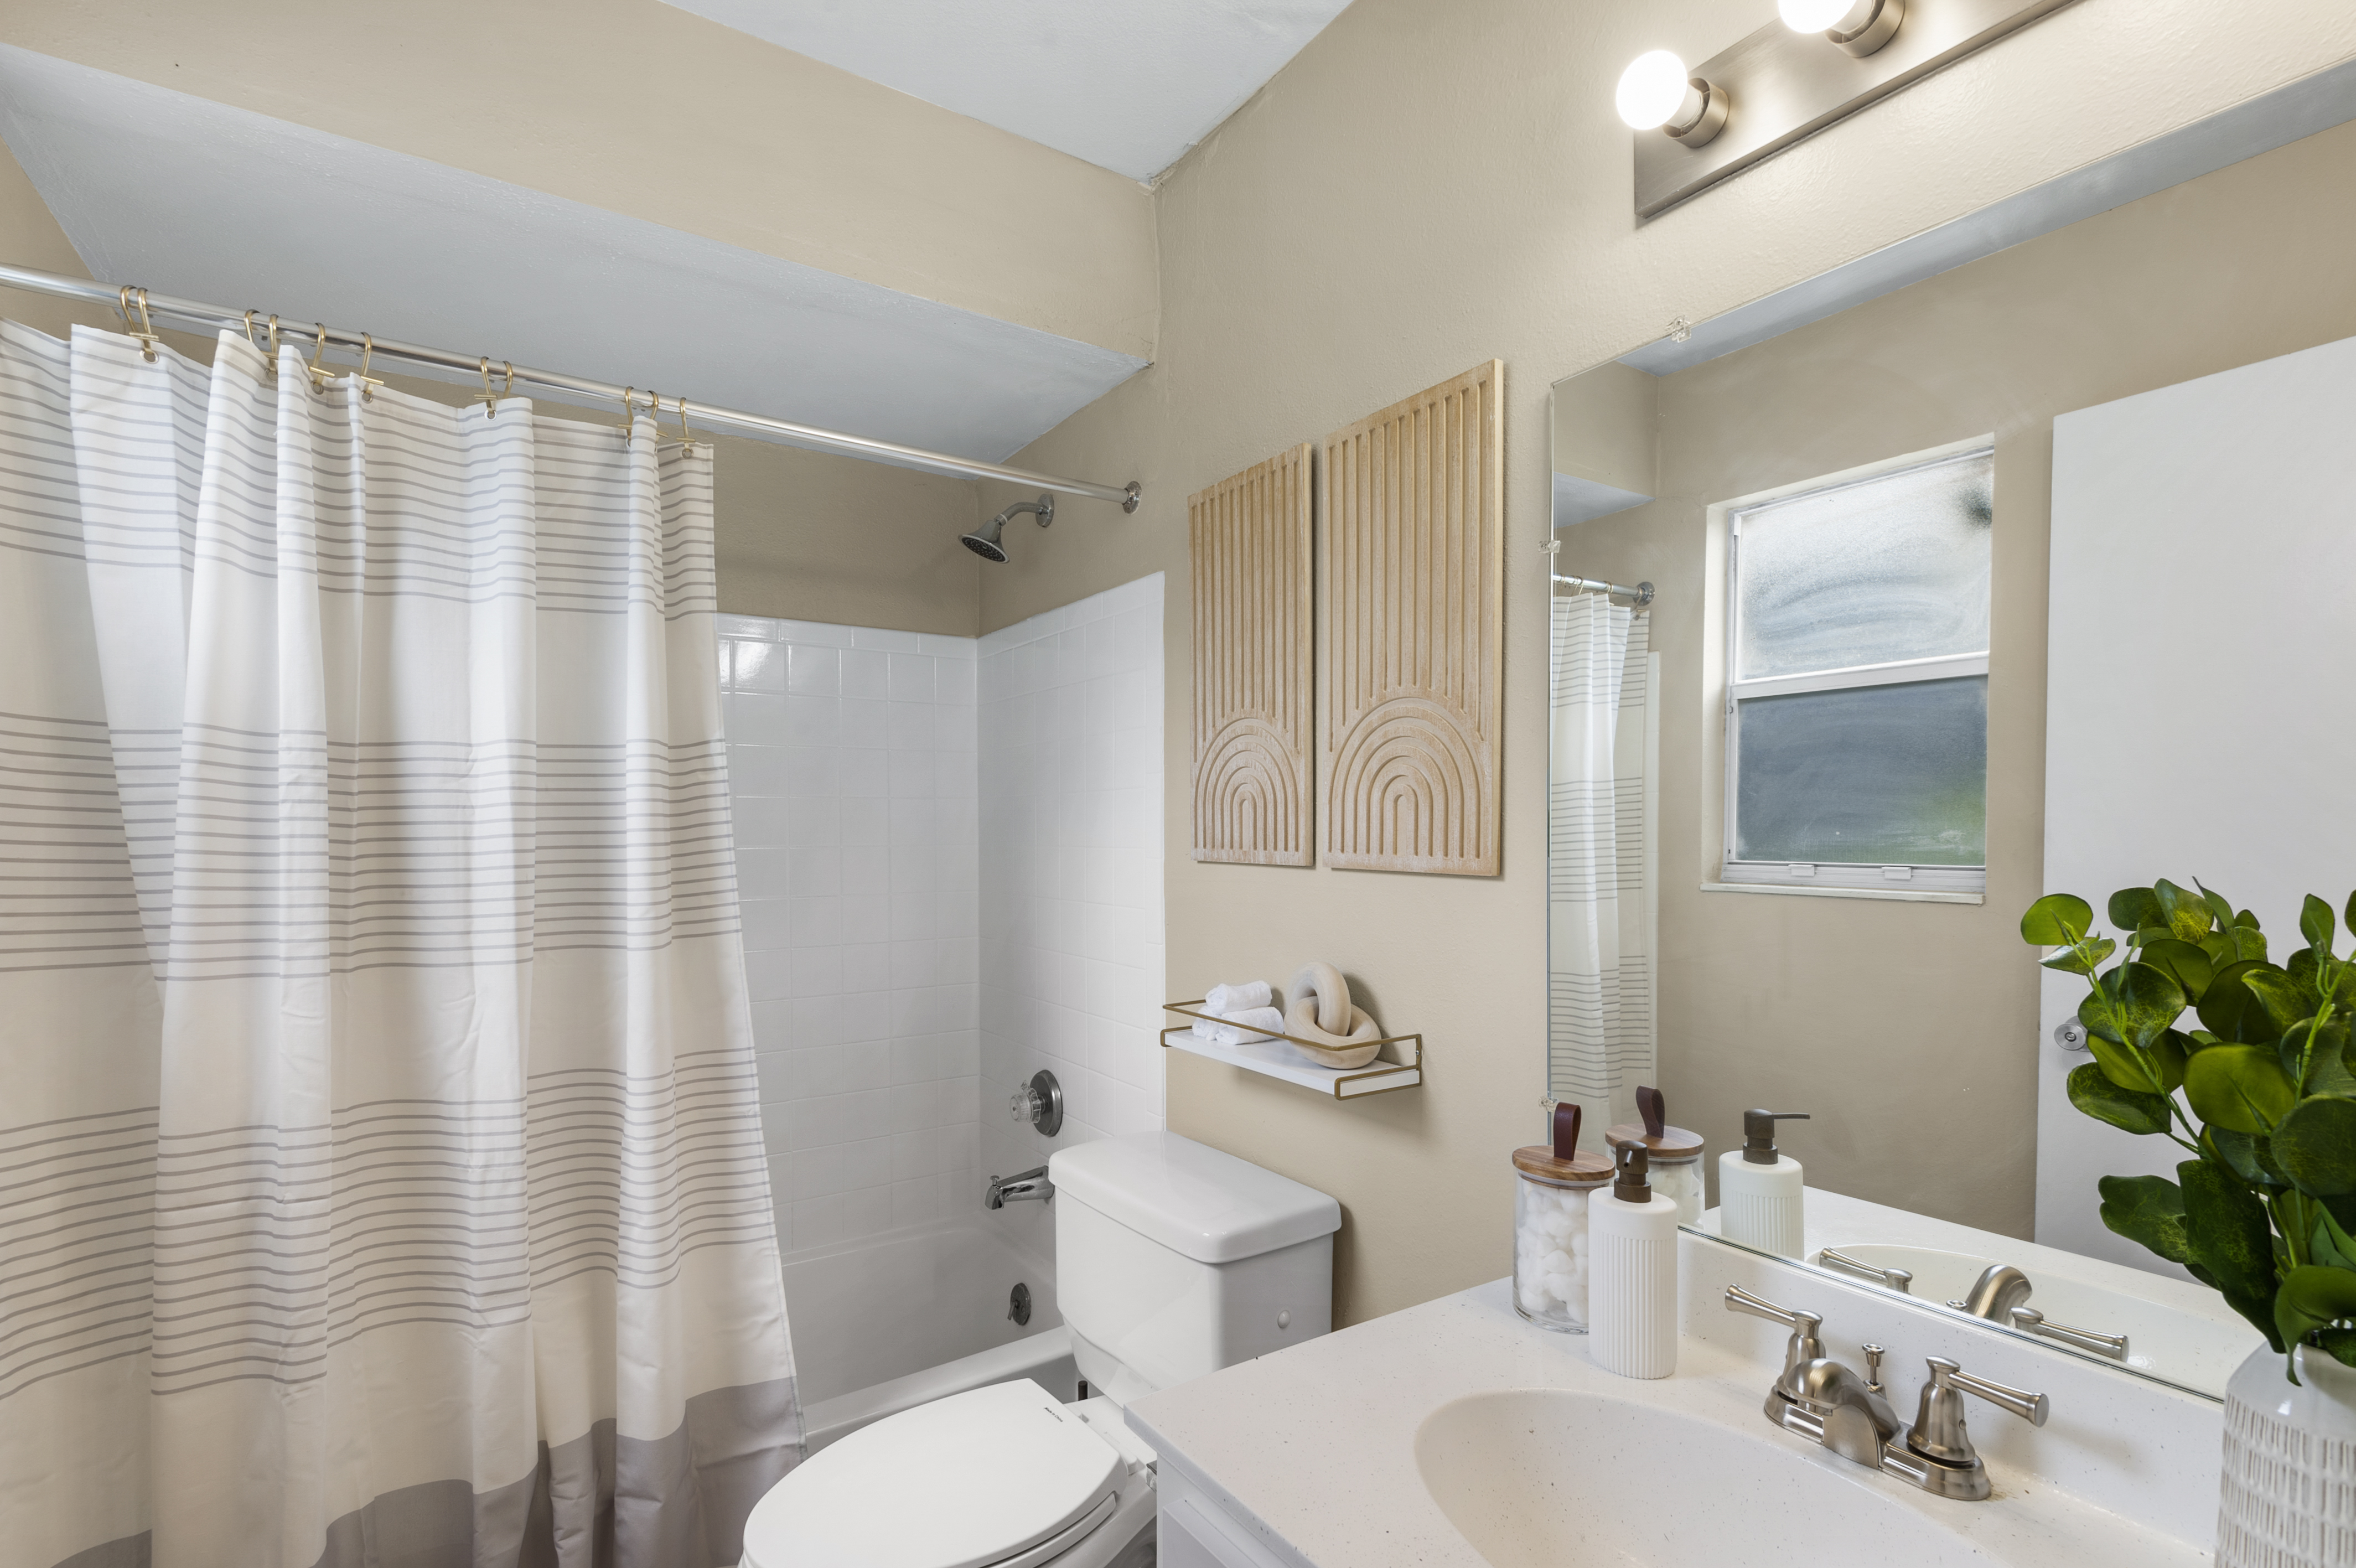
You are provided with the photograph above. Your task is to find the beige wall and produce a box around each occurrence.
[980,0,2356,1325]
[0,1,1157,361]
[0,141,984,636]
[1562,117,2356,1238]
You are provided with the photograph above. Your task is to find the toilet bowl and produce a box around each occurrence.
[741,1131,1339,1568]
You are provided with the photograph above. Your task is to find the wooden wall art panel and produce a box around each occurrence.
[1190,444,1313,865]
[1321,360,1505,876]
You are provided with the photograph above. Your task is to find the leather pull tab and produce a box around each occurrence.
[1638,1085,1666,1139]
[1552,1101,1582,1160]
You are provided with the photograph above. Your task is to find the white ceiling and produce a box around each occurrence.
[0,46,1146,467]
[659,0,1355,182]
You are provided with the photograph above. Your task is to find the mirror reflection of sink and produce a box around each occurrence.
[1416,1389,1991,1568]
[1818,1243,2260,1390]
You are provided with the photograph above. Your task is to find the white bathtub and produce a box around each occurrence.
[782,1220,1076,1451]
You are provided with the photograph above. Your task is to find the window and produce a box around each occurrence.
[1722,446,1992,893]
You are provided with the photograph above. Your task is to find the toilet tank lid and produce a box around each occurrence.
[1049,1132,1340,1263]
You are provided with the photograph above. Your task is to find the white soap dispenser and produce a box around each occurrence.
[1718,1109,1810,1258]
[1587,1142,1680,1379]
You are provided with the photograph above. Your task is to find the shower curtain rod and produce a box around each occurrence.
[1553,572,1654,607]
[0,262,1145,511]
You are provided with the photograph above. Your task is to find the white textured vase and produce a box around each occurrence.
[2218,1342,2356,1566]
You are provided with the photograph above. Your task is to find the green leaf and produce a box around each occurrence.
[2157,879,2216,942]
[2022,893,2093,947]
[2098,1174,2194,1267]
[2313,1328,2356,1368]
[2306,894,2339,959]
[2182,1160,2280,1344]
[2200,961,2292,1044]
[2319,1203,2356,1270]
[2209,1127,2290,1189]
[2245,969,2316,1036]
[2345,890,2356,941]
[2067,1063,2173,1136]
[2184,1044,2298,1132]
[2199,884,2240,934]
[2275,1265,2356,1362]
[2274,1097,2356,1196]
[2282,1016,2356,1098]
[2206,924,2270,966]
[2041,936,2115,977]
[2109,887,2162,933]
[2079,961,2187,1050]
[2141,939,2215,1002]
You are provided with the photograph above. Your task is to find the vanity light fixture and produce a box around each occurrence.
[1778,0,1905,56]
[1614,50,1730,146]
[1620,0,2077,218]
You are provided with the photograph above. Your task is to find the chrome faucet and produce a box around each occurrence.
[1724,1286,2049,1501]
[985,1166,1053,1210]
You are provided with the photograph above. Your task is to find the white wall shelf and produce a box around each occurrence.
[1160,1001,1423,1099]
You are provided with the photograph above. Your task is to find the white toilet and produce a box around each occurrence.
[741,1130,1340,1568]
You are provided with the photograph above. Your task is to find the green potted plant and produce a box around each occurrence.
[2026,879,2356,1566]
[2023,879,2356,1376]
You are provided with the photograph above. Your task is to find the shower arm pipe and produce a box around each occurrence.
[1552,572,1654,607]
[0,261,1144,511]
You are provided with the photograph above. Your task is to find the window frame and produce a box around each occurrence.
[1718,442,1993,896]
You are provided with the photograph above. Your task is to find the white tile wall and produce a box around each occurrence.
[723,615,981,1258]
[977,574,1167,1260]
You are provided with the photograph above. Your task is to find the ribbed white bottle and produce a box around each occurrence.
[1587,1179,1680,1379]
[1718,1150,1806,1259]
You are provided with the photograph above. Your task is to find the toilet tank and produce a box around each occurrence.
[1048,1132,1341,1403]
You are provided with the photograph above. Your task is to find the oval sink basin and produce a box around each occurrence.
[1416,1389,1987,1568]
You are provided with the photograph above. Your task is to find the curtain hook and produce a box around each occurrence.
[619,386,636,442]
[674,394,697,454]
[353,333,383,402]
[262,314,280,377]
[117,286,160,362]
[305,324,334,395]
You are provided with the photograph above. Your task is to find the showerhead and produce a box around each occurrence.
[961,493,1053,563]
[960,516,1008,562]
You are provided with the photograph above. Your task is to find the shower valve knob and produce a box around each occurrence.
[1010,1069,1064,1136]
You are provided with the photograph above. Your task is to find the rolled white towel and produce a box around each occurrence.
[1205,979,1272,1015]
[1191,1006,1285,1047]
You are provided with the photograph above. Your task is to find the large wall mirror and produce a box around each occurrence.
[1546,82,2356,1401]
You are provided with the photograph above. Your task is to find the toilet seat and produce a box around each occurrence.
[742,1380,1127,1568]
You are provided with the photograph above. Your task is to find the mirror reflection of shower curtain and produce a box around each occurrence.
[0,319,798,1568]
[1547,593,1658,1139]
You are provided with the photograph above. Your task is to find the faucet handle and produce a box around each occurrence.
[1725,1285,1826,1396]
[1907,1355,2049,1466]
[1862,1343,1884,1395]
[1725,1284,1822,1334]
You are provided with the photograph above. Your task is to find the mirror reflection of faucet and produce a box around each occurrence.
[1945,1263,2130,1361]
[1725,1285,2050,1502]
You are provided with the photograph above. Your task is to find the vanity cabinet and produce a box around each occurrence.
[1156,1465,1301,1568]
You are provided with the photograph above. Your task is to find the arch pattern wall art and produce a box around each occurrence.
[1321,361,1505,875]
[1189,444,1313,865]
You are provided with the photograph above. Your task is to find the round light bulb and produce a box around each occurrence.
[1779,0,1855,30]
[1614,50,1692,132]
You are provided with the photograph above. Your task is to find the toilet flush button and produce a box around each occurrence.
[1277,1310,1291,1330]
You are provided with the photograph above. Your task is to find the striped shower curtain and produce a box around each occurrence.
[1547,592,1657,1141]
[0,318,798,1568]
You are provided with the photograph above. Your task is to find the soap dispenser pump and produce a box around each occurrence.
[1719,1109,1810,1258]
[1587,1141,1680,1379]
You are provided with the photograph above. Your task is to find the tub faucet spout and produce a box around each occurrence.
[986,1166,1053,1209]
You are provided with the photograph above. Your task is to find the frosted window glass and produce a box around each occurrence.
[1735,452,1992,680]
[1733,677,1987,866]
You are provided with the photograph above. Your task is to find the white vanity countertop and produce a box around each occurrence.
[1127,1264,2214,1568]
